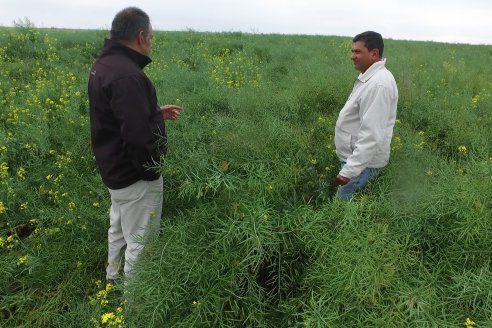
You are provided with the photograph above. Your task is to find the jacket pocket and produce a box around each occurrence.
[335,128,353,155]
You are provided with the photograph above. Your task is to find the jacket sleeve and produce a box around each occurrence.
[339,84,392,179]
[110,75,164,180]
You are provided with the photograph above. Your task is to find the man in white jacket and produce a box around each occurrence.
[334,31,398,200]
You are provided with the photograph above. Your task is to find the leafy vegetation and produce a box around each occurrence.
[0,25,491,327]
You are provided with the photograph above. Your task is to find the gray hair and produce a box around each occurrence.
[110,7,150,42]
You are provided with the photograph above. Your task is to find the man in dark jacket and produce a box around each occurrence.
[88,7,182,282]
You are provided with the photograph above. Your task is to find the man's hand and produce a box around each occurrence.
[160,105,183,120]
[335,174,350,186]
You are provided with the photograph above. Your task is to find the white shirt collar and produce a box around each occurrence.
[358,58,386,82]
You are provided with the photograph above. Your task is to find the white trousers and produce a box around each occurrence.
[106,177,163,280]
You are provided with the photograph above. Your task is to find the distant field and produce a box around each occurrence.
[0,25,491,327]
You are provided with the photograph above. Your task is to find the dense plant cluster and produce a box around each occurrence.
[0,25,491,327]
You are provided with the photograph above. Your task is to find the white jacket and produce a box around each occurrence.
[334,59,398,179]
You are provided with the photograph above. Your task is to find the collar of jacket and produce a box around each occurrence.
[357,58,386,83]
[101,38,152,69]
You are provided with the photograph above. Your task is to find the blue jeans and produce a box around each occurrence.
[336,162,382,201]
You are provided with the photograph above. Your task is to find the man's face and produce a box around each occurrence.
[140,24,153,56]
[351,41,379,73]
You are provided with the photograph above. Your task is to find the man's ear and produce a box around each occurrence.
[137,30,146,45]
[371,48,380,59]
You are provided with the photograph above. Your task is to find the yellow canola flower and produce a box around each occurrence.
[17,167,26,180]
[471,94,480,108]
[0,201,7,214]
[458,145,468,154]
[100,311,123,327]
[17,255,28,266]
[2,234,18,250]
[465,317,475,327]
[101,312,115,324]
[415,141,425,150]
[0,162,9,179]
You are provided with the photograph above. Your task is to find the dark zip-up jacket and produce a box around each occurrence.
[88,39,166,189]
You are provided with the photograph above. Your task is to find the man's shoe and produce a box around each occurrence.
[107,278,117,286]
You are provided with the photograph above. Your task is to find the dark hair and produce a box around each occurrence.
[110,7,150,42]
[353,31,384,57]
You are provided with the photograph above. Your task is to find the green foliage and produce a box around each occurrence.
[0,26,491,327]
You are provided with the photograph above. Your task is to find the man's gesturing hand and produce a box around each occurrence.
[160,105,183,120]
